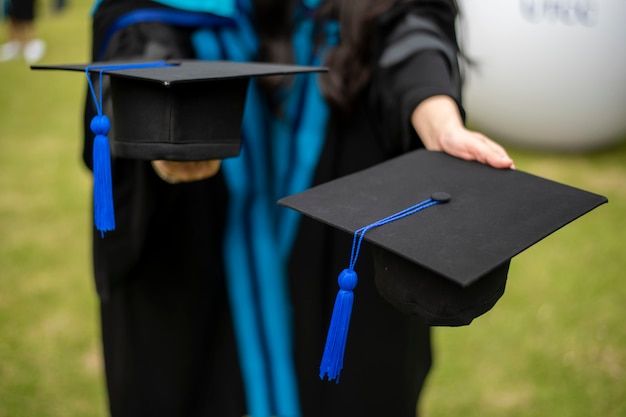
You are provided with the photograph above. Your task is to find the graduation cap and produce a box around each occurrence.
[31,60,325,234]
[277,149,607,381]
[32,60,325,161]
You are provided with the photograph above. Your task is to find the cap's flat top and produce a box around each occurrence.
[278,150,607,287]
[32,60,326,84]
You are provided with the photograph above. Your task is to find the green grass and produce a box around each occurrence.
[1,2,625,417]
[0,1,106,416]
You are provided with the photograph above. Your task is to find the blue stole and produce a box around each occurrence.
[192,5,336,416]
[95,0,336,414]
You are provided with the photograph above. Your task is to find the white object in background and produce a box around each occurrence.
[459,0,626,151]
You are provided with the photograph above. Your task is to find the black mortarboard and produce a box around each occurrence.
[278,149,607,381]
[32,60,325,161]
[32,60,325,234]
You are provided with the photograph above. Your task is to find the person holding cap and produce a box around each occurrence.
[81,1,515,417]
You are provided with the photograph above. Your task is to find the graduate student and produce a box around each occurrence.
[83,1,514,416]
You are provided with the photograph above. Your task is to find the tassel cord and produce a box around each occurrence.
[85,61,172,116]
[348,198,439,269]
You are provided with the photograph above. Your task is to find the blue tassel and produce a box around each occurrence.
[319,268,358,382]
[318,196,449,382]
[84,62,173,236]
[90,115,115,236]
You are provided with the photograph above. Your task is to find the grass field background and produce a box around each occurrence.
[1,1,624,416]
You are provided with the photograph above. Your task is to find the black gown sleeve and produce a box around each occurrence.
[369,0,465,155]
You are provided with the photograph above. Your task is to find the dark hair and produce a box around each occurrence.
[314,0,398,111]
[253,0,460,112]
[253,0,397,112]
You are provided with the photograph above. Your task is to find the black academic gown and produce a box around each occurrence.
[85,8,248,416]
[85,1,462,416]
[290,3,463,412]
[288,107,433,417]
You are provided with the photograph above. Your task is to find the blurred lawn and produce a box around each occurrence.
[0,1,624,417]
[0,1,106,417]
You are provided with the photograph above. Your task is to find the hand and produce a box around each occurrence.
[151,160,222,184]
[429,124,515,169]
[411,95,514,169]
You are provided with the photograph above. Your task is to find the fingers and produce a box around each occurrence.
[471,134,515,169]
[152,160,222,184]
[439,128,514,170]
